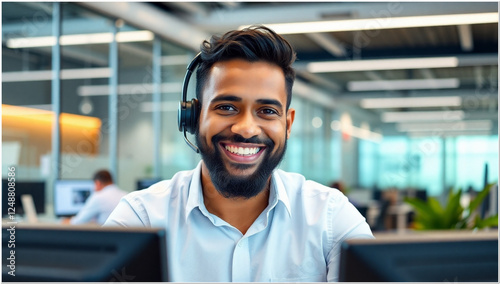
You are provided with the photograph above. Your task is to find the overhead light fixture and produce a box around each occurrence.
[382,110,465,122]
[2,68,111,82]
[308,57,459,73]
[396,120,492,132]
[408,130,491,137]
[77,82,182,96]
[6,30,154,49]
[2,104,102,129]
[312,117,323,128]
[330,119,383,142]
[348,78,460,91]
[361,96,462,109]
[247,12,498,34]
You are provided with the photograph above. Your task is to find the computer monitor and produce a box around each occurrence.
[54,179,94,217]
[2,179,45,216]
[136,178,161,191]
[2,224,168,281]
[339,230,498,282]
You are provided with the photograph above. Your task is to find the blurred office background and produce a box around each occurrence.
[2,2,498,225]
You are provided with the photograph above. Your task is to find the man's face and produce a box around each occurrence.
[196,59,295,199]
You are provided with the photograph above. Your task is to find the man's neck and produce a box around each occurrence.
[200,162,271,235]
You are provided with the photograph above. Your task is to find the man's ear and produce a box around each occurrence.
[286,108,295,139]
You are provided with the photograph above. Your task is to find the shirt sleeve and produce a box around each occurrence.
[70,195,100,225]
[102,194,148,227]
[326,195,374,282]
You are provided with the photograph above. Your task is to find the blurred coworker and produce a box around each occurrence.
[330,180,360,208]
[105,26,373,282]
[69,170,126,225]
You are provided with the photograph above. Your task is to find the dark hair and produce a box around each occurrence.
[196,25,296,109]
[93,169,113,184]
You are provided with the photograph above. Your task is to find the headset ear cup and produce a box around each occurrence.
[188,98,199,134]
[178,101,187,132]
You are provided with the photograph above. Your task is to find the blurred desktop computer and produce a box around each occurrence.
[339,230,498,282]
[2,224,168,281]
[54,180,94,217]
[2,180,46,217]
[136,178,161,191]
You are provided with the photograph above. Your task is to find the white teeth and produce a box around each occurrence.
[225,145,260,156]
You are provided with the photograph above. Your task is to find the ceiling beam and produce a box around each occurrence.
[305,33,346,57]
[188,2,497,32]
[293,53,498,72]
[295,70,342,93]
[161,2,209,16]
[457,24,474,52]
[419,69,436,79]
[78,2,210,51]
[337,88,498,101]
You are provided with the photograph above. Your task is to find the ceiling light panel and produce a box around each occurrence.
[408,130,491,137]
[396,120,492,132]
[6,31,154,49]
[361,96,462,109]
[348,78,460,91]
[256,12,498,34]
[382,110,465,122]
[307,57,459,73]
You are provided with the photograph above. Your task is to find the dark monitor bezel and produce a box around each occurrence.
[136,177,162,191]
[2,224,168,282]
[2,179,46,216]
[339,231,498,282]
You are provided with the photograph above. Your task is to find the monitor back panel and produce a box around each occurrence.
[2,225,168,282]
[339,232,498,282]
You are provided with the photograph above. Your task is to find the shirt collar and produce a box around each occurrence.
[184,162,292,221]
[101,184,116,191]
[270,169,292,218]
[185,161,204,221]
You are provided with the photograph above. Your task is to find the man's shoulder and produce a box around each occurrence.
[275,169,342,197]
[123,168,196,201]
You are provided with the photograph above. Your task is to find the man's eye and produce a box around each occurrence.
[216,105,236,111]
[260,108,278,115]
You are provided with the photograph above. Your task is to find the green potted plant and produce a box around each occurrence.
[404,183,498,230]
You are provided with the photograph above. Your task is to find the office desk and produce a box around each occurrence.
[388,203,413,232]
[366,202,413,232]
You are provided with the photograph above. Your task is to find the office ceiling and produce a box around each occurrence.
[154,1,499,137]
[2,2,498,137]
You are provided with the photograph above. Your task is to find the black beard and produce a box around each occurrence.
[195,132,287,199]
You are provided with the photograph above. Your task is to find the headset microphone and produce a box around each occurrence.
[178,52,202,153]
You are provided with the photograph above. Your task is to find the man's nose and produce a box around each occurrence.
[230,111,262,139]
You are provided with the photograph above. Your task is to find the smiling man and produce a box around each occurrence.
[104,26,373,282]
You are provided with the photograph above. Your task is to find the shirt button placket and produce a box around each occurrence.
[232,237,251,282]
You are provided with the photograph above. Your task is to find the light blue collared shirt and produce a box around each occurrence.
[104,162,373,282]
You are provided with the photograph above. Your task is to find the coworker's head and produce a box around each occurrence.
[93,170,113,191]
[195,25,296,199]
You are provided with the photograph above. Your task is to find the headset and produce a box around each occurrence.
[178,52,202,153]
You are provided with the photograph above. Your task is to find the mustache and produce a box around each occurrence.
[211,133,274,147]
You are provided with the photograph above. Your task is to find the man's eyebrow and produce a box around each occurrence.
[256,99,283,110]
[210,95,242,104]
[210,95,284,110]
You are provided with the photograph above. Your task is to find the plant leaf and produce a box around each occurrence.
[443,189,463,229]
[474,214,499,229]
[405,197,445,229]
[468,182,496,213]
